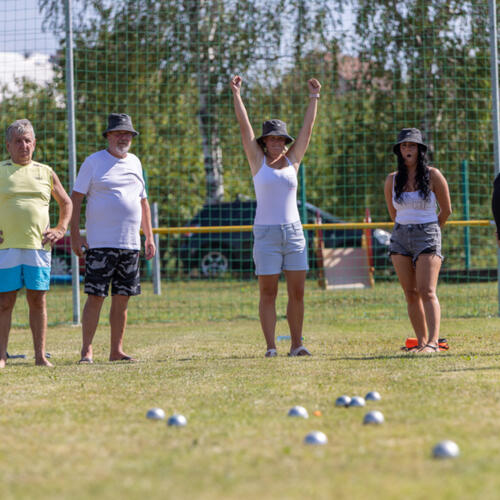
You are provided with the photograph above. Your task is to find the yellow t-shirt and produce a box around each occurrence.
[0,159,53,250]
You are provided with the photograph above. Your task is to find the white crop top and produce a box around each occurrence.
[253,157,300,225]
[392,176,438,224]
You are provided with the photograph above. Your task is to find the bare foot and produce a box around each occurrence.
[35,357,54,367]
[81,347,93,360]
[109,353,136,362]
[416,344,439,354]
[78,357,93,364]
[0,358,6,369]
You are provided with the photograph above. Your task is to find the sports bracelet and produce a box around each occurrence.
[309,93,320,99]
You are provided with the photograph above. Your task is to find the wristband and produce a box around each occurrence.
[309,93,320,99]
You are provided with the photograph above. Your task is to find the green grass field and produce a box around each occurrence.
[2,281,500,499]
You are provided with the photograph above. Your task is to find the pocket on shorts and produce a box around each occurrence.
[288,226,306,252]
[253,226,269,240]
[422,224,441,251]
[423,223,441,240]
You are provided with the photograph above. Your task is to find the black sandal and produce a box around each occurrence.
[401,345,424,353]
[417,343,439,354]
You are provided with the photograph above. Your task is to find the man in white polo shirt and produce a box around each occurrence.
[70,114,155,364]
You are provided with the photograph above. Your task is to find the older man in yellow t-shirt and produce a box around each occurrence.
[0,119,72,368]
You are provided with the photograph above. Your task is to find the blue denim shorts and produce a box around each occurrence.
[253,221,309,275]
[389,222,442,265]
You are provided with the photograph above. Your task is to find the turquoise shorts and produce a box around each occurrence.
[253,221,309,275]
[0,249,51,292]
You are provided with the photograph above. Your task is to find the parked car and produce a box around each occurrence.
[178,199,391,277]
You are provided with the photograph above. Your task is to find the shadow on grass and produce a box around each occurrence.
[441,365,500,372]
[173,354,265,362]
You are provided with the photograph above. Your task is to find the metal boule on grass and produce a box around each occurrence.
[167,414,187,427]
[335,395,351,407]
[365,391,381,402]
[363,410,384,425]
[348,396,365,408]
[288,406,309,418]
[432,440,460,459]
[146,408,166,420]
[304,431,328,445]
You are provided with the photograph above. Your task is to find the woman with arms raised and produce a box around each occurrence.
[230,75,321,357]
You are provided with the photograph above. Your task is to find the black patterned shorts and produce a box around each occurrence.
[84,248,141,297]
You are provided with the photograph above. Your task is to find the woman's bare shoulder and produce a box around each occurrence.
[428,166,446,181]
[385,171,397,182]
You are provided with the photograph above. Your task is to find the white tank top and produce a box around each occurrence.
[392,176,438,224]
[253,157,300,225]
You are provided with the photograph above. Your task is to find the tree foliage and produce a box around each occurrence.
[0,0,494,269]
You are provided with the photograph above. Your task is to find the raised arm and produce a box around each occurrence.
[42,172,72,246]
[288,79,321,168]
[230,75,263,175]
[430,167,452,227]
[384,173,397,222]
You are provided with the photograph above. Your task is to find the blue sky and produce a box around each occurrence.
[0,0,58,95]
[0,0,59,55]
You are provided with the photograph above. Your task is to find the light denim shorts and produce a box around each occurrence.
[253,220,308,275]
[389,221,442,265]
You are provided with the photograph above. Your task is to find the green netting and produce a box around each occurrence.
[1,0,499,325]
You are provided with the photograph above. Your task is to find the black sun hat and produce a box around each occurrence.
[393,128,427,154]
[102,113,139,137]
[256,119,294,147]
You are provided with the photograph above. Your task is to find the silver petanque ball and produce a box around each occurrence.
[167,414,187,427]
[349,396,366,408]
[288,406,309,418]
[363,410,385,425]
[335,395,351,407]
[304,431,328,445]
[365,391,381,402]
[146,408,165,420]
[432,440,460,459]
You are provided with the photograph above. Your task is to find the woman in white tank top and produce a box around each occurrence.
[230,74,321,358]
[384,128,452,354]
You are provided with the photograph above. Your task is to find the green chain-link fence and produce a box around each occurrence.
[1,0,499,325]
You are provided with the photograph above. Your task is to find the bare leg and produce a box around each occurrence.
[109,294,131,361]
[26,289,52,367]
[415,253,442,352]
[391,255,427,347]
[0,291,17,368]
[81,294,105,360]
[258,274,280,351]
[284,270,306,351]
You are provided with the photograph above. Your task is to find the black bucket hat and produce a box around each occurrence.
[103,113,139,137]
[393,128,427,154]
[256,119,294,147]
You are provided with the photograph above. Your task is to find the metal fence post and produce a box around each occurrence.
[461,160,471,270]
[64,0,80,325]
[152,202,161,295]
